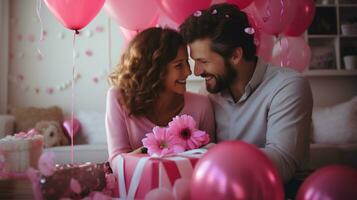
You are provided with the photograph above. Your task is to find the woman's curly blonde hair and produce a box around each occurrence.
[108,27,186,116]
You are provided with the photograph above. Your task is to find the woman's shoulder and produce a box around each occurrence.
[107,86,122,98]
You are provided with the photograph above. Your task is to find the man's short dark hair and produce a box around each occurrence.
[179,3,256,61]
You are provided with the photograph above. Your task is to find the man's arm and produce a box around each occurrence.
[262,77,313,183]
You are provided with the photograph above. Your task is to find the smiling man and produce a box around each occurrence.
[180,3,313,184]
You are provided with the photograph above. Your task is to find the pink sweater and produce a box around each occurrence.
[105,87,215,162]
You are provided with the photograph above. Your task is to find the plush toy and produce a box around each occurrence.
[35,121,69,148]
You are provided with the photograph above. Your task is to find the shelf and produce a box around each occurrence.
[303,69,357,76]
[308,34,338,38]
[339,4,357,7]
[316,4,337,7]
[340,35,357,38]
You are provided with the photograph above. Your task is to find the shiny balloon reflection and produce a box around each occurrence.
[191,141,284,200]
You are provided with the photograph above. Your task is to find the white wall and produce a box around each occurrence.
[0,0,9,114]
[5,0,357,117]
[8,0,123,115]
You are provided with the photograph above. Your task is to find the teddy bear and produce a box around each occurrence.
[34,120,69,148]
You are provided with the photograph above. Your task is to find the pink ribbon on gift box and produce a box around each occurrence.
[14,128,39,138]
[115,149,207,200]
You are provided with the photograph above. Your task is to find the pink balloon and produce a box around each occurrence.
[157,0,212,24]
[226,0,254,9]
[119,26,139,43]
[283,0,315,36]
[44,0,105,31]
[105,0,159,31]
[271,36,311,73]
[257,32,275,62]
[63,117,81,138]
[244,8,275,62]
[296,165,357,200]
[173,178,191,200]
[253,0,297,35]
[144,188,175,200]
[191,141,284,200]
[158,11,180,30]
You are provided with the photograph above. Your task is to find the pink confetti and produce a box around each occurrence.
[244,27,255,35]
[92,77,99,84]
[193,10,202,17]
[27,34,35,42]
[46,88,54,94]
[85,50,93,57]
[96,26,104,32]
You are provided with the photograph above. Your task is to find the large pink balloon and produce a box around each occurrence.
[157,0,212,24]
[254,0,297,35]
[44,0,105,31]
[244,8,275,62]
[226,0,254,9]
[191,141,284,200]
[105,0,159,31]
[283,0,315,36]
[271,36,311,73]
[296,165,357,200]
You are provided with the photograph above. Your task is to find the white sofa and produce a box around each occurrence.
[0,97,356,169]
[0,112,109,165]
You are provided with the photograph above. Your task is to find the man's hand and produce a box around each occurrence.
[202,143,216,149]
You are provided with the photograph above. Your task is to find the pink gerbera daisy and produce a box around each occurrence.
[142,126,185,157]
[168,115,210,150]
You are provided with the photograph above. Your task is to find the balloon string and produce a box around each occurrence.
[108,17,112,73]
[36,0,44,58]
[280,0,284,23]
[71,31,77,164]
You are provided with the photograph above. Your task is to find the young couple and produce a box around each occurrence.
[105,3,313,184]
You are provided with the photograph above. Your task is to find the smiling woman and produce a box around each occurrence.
[106,27,215,164]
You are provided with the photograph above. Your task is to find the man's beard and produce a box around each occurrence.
[205,61,237,94]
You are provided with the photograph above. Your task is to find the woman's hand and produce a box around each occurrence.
[128,146,147,154]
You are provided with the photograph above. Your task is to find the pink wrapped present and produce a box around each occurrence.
[114,149,206,199]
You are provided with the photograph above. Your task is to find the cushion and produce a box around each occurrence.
[0,115,15,138]
[13,106,64,132]
[312,96,357,145]
[76,111,107,144]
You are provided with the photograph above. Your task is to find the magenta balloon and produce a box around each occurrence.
[296,165,357,200]
[271,36,311,73]
[157,0,212,24]
[119,26,138,43]
[63,118,81,138]
[244,5,275,62]
[226,0,254,9]
[191,141,284,200]
[44,0,105,31]
[254,0,297,35]
[284,0,315,36]
[105,0,159,31]
[257,32,275,62]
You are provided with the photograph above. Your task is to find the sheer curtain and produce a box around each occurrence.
[0,0,9,114]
